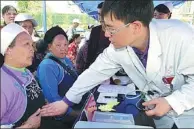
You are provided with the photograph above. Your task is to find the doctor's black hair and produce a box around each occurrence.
[101,0,154,27]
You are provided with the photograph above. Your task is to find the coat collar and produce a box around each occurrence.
[126,21,162,82]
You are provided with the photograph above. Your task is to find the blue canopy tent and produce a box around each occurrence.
[41,0,186,33]
[72,0,186,20]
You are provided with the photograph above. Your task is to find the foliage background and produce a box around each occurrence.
[17,1,97,31]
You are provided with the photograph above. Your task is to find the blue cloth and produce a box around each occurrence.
[115,92,143,117]
[36,53,76,114]
[73,1,185,20]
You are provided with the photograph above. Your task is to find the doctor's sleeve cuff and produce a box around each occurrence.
[165,95,185,115]
[63,96,74,106]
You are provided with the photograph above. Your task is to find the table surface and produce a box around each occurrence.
[74,77,156,128]
[74,121,154,128]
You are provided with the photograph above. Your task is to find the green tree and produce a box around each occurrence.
[17,1,42,15]
[17,1,28,13]
[17,1,53,30]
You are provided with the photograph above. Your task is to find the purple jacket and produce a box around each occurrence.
[1,65,34,125]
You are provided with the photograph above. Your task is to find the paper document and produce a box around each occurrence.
[98,84,136,95]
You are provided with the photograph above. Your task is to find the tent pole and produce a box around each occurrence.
[42,0,47,33]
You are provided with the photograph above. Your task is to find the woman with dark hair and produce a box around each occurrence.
[67,34,81,64]
[36,26,83,129]
[154,2,173,19]
[1,5,17,28]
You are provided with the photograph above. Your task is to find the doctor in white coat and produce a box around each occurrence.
[40,0,194,128]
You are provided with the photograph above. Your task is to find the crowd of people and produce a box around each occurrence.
[1,0,194,129]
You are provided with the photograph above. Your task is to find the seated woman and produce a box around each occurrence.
[36,26,84,128]
[67,34,81,65]
[14,13,43,73]
[0,23,64,129]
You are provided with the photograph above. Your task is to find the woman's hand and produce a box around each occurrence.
[19,108,41,129]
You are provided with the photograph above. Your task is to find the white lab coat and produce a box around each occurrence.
[66,19,194,128]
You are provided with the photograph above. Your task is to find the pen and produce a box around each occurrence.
[104,96,118,99]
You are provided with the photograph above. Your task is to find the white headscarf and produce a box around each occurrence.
[1,23,28,55]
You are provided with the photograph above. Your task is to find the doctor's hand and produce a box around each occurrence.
[40,100,69,117]
[142,98,172,117]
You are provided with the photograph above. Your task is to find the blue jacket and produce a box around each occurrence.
[36,53,76,114]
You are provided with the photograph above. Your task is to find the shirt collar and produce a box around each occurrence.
[4,64,26,72]
[132,39,150,58]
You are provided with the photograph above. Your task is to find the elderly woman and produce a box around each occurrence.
[154,2,173,19]
[14,13,40,42]
[0,23,64,129]
[14,13,44,73]
[1,5,17,29]
[36,26,84,128]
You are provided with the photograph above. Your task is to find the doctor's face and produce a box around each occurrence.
[103,13,140,49]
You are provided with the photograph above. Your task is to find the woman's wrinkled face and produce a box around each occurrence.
[3,9,17,24]
[48,34,68,58]
[6,32,34,67]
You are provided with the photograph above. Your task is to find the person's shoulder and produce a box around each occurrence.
[65,57,74,66]
[0,25,5,30]
[152,19,194,39]
[38,57,58,70]
[1,68,18,92]
[153,19,193,33]
[68,43,75,49]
